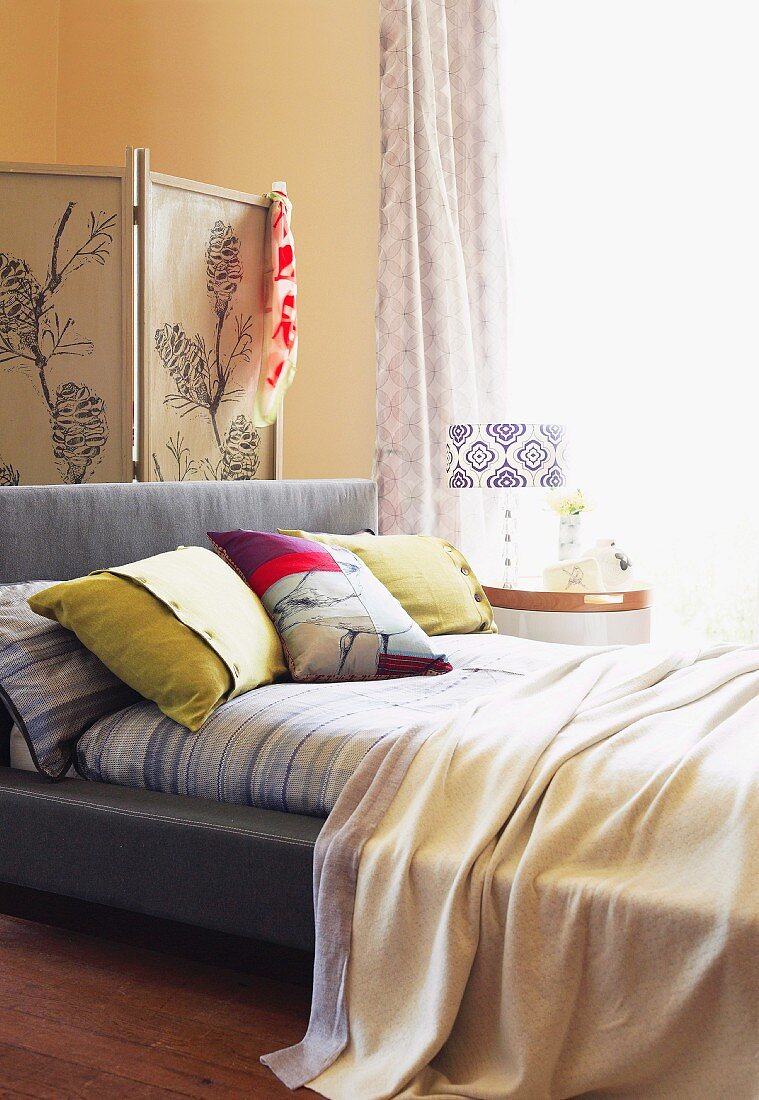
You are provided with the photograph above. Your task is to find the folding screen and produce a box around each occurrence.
[0,153,134,484]
[137,149,281,483]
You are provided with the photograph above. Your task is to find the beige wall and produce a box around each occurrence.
[0,0,379,479]
[0,0,60,162]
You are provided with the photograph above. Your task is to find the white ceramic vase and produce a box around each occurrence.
[558,513,582,561]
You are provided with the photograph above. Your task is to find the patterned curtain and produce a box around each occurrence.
[375,0,508,577]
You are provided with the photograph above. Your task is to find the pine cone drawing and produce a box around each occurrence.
[0,457,20,486]
[221,415,260,480]
[0,253,42,357]
[51,382,108,484]
[206,221,243,318]
[155,323,211,406]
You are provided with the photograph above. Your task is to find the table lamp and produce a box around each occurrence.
[445,422,568,587]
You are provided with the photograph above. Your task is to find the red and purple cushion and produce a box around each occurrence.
[207,530,452,683]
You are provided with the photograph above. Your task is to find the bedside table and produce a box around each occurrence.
[483,584,652,646]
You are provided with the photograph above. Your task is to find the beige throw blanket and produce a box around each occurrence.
[264,644,759,1098]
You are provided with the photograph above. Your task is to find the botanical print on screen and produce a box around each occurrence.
[0,205,116,484]
[152,220,261,482]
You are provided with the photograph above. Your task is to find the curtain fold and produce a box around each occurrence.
[375,0,508,577]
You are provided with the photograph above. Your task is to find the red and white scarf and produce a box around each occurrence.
[255,187,297,426]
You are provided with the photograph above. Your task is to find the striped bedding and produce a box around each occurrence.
[75,634,577,818]
[0,580,139,778]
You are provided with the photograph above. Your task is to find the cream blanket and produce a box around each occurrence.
[264,644,759,1098]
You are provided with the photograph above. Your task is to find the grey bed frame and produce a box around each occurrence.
[0,478,378,952]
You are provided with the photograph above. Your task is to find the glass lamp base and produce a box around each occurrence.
[501,491,518,588]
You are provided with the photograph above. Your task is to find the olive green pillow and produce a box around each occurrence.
[28,547,287,731]
[278,531,495,636]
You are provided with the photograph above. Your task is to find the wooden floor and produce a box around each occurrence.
[0,893,314,1099]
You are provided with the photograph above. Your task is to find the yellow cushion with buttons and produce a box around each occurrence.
[278,531,495,636]
[28,547,287,731]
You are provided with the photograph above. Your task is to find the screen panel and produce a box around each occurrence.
[138,152,280,483]
[0,157,134,485]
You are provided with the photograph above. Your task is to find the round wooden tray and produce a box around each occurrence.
[483,584,652,614]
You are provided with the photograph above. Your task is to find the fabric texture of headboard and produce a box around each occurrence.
[0,479,378,584]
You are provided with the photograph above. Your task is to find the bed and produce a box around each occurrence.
[2,480,757,1098]
[0,474,569,952]
[0,478,379,951]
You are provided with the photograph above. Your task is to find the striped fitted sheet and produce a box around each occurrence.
[75,634,577,818]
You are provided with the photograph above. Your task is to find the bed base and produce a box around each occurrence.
[0,764,321,950]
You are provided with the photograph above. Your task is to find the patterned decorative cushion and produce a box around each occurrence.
[28,548,287,732]
[207,531,453,683]
[279,530,495,636]
[0,581,139,779]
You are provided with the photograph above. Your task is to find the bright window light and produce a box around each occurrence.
[499,0,759,643]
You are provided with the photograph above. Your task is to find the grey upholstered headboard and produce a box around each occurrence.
[0,479,378,584]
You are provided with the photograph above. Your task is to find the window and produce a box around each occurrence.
[500,0,759,643]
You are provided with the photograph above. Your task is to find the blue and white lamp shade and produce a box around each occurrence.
[446,423,568,489]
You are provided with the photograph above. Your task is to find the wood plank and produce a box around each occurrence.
[150,171,271,208]
[0,915,311,1098]
[0,1042,190,1099]
[0,162,124,178]
[0,973,309,1062]
[0,920,312,1030]
[0,1008,278,1100]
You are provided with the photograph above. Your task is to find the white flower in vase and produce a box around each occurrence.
[545,488,592,561]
